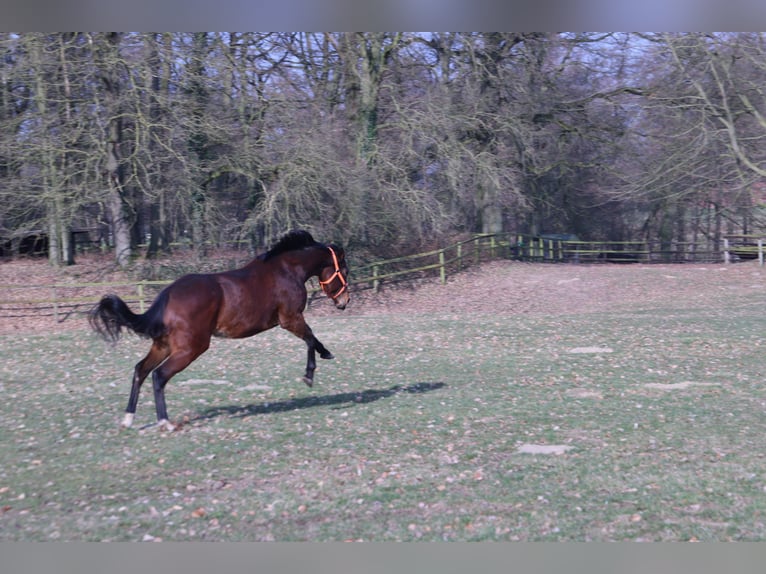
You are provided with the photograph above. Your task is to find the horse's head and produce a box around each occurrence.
[319,244,350,310]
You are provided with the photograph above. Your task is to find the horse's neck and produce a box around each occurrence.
[272,248,326,281]
[295,248,327,279]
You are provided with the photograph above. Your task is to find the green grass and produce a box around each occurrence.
[2,286,766,540]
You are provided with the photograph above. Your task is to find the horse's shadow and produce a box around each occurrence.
[195,381,446,422]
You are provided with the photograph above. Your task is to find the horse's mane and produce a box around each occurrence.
[260,230,321,261]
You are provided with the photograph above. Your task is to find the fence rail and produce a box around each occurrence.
[2,232,765,323]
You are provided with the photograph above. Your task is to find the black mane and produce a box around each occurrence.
[260,230,320,261]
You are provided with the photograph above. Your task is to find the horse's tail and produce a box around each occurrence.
[88,291,168,342]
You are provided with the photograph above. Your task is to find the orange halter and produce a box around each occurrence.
[319,246,348,299]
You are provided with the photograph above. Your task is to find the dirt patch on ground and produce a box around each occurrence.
[344,259,766,318]
[1,253,765,335]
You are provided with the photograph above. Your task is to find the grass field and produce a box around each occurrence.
[2,261,766,540]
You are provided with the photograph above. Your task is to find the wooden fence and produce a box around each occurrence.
[722,235,766,265]
[1,232,764,323]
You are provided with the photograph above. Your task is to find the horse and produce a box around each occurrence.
[88,230,350,431]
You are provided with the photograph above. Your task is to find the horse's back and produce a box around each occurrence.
[209,265,281,338]
[159,260,306,340]
[167,272,225,302]
[213,261,308,338]
[161,273,225,336]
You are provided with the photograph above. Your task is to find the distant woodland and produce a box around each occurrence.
[2,33,766,265]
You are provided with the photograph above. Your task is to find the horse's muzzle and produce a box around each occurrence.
[334,291,350,310]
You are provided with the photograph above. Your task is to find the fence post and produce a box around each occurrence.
[137,282,145,313]
[457,243,463,270]
[52,286,58,323]
[723,238,730,264]
[474,236,480,265]
[373,265,380,293]
[439,250,446,284]
[760,239,764,266]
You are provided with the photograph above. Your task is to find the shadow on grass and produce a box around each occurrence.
[195,381,446,421]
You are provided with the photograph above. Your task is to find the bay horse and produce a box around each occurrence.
[89,230,350,431]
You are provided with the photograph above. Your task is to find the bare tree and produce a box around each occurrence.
[609,33,765,253]
[90,32,133,266]
[3,32,766,265]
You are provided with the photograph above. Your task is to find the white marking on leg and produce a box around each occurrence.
[122,412,134,428]
[158,419,176,432]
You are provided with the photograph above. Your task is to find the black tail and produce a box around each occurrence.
[89,292,168,342]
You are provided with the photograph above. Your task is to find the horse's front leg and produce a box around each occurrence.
[314,337,334,361]
[303,339,317,387]
[279,313,333,387]
[301,334,335,387]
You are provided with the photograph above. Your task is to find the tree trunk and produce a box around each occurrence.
[46,202,61,267]
[95,33,132,267]
[143,32,171,258]
[334,33,401,164]
[107,141,132,267]
[28,35,62,267]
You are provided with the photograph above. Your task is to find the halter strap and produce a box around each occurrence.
[319,246,348,299]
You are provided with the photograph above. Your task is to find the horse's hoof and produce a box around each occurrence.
[121,413,134,429]
[302,376,314,388]
[320,351,334,360]
[158,419,177,432]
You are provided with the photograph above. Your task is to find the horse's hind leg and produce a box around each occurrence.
[149,338,210,431]
[123,340,170,428]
